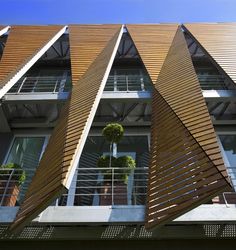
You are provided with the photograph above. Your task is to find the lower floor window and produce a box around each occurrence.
[218,134,236,190]
[1,136,46,205]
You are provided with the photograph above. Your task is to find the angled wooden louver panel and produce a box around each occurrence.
[184,23,236,84]
[128,25,231,230]
[126,24,178,83]
[10,24,123,232]
[0,25,65,98]
[69,24,122,84]
[147,89,230,230]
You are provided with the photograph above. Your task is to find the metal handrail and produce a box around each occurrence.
[7,76,72,94]
[0,169,25,206]
[58,167,149,206]
[105,75,152,92]
[198,74,235,90]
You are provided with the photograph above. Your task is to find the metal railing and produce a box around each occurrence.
[105,75,152,92]
[0,169,25,206]
[198,75,235,90]
[58,167,148,206]
[7,76,72,94]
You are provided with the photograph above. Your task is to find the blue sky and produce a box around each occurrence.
[0,0,236,25]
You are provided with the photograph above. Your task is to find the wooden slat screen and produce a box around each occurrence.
[184,23,236,84]
[126,24,178,83]
[10,25,122,232]
[147,89,230,229]
[0,25,64,92]
[155,27,230,185]
[69,25,122,84]
[127,25,231,230]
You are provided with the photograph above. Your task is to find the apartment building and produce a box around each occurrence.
[0,23,236,249]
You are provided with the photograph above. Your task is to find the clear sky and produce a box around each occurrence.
[0,0,236,25]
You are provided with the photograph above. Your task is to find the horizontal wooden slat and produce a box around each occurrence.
[184,23,236,84]
[127,24,178,84]
[0,25,64,91]
[69,25,122,84]
[146,89,230,230]
[10,25,123,232]
[128,25,231,231]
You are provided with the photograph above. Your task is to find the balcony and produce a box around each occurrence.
[104,74,152,92]
[198,74,233,90]
[0,168,25,206]
[7,75,72,94]
[58,167,148,206]
[3,75,72,103]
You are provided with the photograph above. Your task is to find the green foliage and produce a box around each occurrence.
[97,155,116,172]
[97,155,136,184]
[102,123,124,143]
[0,163,26,186]
[115,156,136,184]
[98,123,136,184]
[115,155,136,174]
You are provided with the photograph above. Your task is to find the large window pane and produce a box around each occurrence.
[5,137,45,202]
[219,135,236,189]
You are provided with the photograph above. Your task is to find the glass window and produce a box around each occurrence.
[59,135,149,206]
[5,137,45,202]
[219,135,236,189]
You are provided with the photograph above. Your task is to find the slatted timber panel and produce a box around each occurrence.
[155,27,231,185]
[10,25,122,232]
[127,25,231,230]
[0,25,64,90]
[184,23,236,84]
[147,89,230,230]
[126,24,178,83]
[69,25,121,84]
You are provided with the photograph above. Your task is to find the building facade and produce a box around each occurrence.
[0,23,236,248]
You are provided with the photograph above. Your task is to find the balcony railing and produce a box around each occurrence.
[7,76,72,94]
[58,167,148,206]
[105,75,152,92]
[1,167,236,207]
[198,74,235,90]
[0,169,25,206]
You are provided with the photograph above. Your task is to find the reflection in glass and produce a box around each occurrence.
[6,137,45,202]
[219,135,236,189]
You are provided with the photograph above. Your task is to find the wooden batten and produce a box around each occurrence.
[127,25,231,230]
[0,25,65,98]
[126,24,178,84]
[10,24,123,232]
[184,23,236,85]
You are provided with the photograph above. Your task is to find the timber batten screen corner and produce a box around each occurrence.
[183,23,236,85]
[127,25,231,230]
[10,24,123,232]
[0,25,66,99]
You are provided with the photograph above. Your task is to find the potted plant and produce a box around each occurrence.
[0,163,26,206]
[97,123,136,205]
